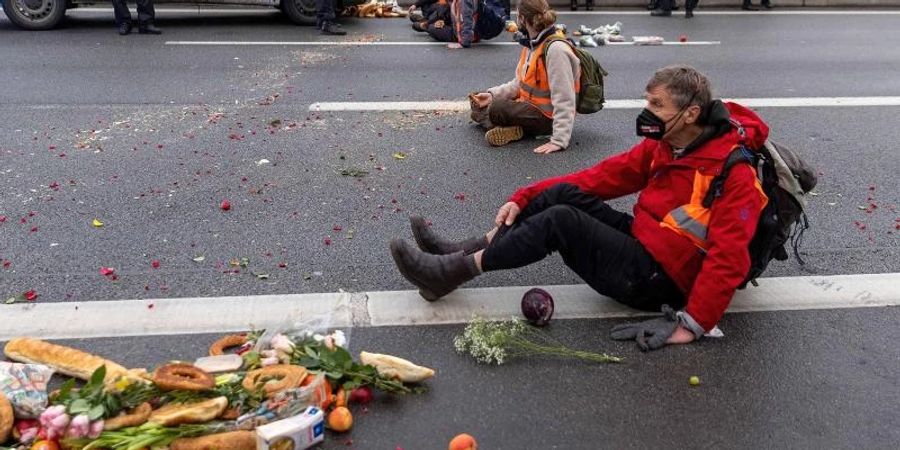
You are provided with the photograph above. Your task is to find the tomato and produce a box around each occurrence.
[31,440,61,450]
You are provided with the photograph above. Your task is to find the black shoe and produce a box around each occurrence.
[650,8,672,16]
[742,4,759,10]
[647,1,658,9]
[117,23,132,35]
[321,21,347,36]
[762,1,774,8]
[138,24,162,34]
[409,12,425,22]
[410,216,488,256]
[685,9,693,18]
[390,239,481,301]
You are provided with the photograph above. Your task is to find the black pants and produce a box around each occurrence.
[112,0,155,26]
[316,0,336,28]
[481,184,685,311]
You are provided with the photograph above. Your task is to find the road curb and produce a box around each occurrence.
[1,273,897,340]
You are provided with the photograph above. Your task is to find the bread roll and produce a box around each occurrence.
[359,351,435,383]
[0,393,13,444]
[148,397,228,426]
[169,431,256,450]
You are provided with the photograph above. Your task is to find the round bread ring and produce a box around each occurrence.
[0,393,13,444]
[241,365,307,397]
[153,363,215,391]
[104,402,153,431]
[209,334,248,357]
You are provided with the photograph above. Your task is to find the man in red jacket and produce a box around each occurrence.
[390,65,769,351]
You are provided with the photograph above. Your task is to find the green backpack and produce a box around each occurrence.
[542,37,608,114]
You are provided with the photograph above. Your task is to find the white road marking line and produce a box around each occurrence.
[1,273,897,340]
[165,40,720,46]
[309,96,900,112]
[70,8,900,16]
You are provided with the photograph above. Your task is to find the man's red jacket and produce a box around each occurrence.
[508,102,769,332]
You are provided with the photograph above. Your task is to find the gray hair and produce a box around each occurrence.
[646,65,712,110]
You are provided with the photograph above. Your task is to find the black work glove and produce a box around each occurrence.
[609,305,678,352]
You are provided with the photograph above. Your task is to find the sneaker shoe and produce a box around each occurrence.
[485,126,524,147]
[117,23,132,35]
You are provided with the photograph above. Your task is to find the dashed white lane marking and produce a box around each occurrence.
[308,96,900,112]
[164,40,720,46]
[1,273,897,340]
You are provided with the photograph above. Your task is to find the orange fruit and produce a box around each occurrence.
[327,406,353,432]
[448,433,477,450]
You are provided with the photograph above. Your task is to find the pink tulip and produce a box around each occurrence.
[39,405,66,428]
[89,420,105,438]
[67,414,91,438]
[49,413,71,431]
[271,334,295,352]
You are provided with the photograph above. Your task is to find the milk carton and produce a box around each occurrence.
[256,406,326,450]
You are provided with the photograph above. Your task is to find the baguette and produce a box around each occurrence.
[170,430,256,450]
[3,338,129,382]
[359,351,435,383]
[148,397,228,426]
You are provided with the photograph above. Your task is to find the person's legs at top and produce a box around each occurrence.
[317,0,347,35]
[742,0,759,11]
[651,0,673,16]
[136,0,161,34]
[111,0,133,34]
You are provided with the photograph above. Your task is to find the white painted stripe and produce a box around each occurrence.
[0,274,897,340]
[69,8,900,16]
[309,96,900,112]
[165,40,720,46]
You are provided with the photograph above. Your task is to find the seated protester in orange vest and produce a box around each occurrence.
[390,65,770,351]
[469,0,579,155]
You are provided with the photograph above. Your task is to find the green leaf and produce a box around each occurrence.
[90,365,107,386]
[57,378,76,401]
[326,371,343,380]
[69,398,91,414]
[88,404,106,420]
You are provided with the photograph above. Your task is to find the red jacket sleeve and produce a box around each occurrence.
[684,164,767,331]
[508,140,656,208]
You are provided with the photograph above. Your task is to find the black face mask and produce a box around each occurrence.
[635,94,695,140]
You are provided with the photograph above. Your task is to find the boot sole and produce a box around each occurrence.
[389,240,441,301]
[485,126,524,147]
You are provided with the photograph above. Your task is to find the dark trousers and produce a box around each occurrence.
[112,0,155,26]
[470,98,553,137]
[481,184,685,311]
[316,0,336,28]
[427,23,455,42]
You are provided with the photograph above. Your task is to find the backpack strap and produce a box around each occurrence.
[701,145,758,209]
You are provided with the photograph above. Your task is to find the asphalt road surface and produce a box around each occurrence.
[1,7,899,449]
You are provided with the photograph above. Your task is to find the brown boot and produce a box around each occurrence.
[485,126,524,147]
[390,239,481,301]
[410,216,488,255]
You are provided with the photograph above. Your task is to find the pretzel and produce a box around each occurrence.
[241,365,307,397]
[152,363,215,391]
[208,334,248,356]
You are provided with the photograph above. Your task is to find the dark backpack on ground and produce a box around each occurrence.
[703,129,818,288]
[541,37,608,114]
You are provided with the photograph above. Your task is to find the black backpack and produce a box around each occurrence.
[703,126,818,288]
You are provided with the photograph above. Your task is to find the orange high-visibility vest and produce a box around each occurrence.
[516,37,580,119]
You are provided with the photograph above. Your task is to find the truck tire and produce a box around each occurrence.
[281,0,318,26]
[2,0,66,30]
